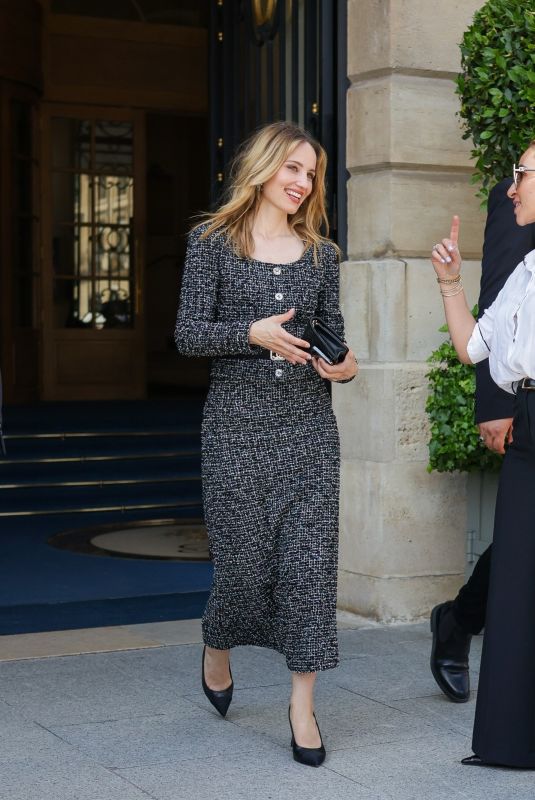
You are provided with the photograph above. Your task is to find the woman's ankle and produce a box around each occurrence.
[205,646,230,660]
[289,697,315,719]
[203,647,232,689]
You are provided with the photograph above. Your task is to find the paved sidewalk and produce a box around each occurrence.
[0,617,532,800]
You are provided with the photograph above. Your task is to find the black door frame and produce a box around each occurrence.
[209,0,347,255]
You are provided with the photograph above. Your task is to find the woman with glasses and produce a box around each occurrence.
[175,122,357,766]
[430,140,535,768]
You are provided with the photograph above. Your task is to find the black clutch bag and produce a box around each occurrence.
[302,317,349,365]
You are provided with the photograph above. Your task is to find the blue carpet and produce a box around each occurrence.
[0,511,211,606]
[0,593,210,634]
[0,397,213,635]
[0,509,213,634]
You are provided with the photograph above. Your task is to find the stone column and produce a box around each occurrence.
[336,0,486,621]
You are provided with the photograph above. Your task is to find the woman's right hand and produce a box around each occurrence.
[249,308,312,365]
[431,215,462,279]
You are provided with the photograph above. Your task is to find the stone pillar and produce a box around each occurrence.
[336,0,486,621]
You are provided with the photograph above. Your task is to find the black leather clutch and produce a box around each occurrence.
[302,317,349,365]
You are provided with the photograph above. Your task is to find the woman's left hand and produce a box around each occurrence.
[312,349,358,382]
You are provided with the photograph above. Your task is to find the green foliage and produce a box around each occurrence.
[456,0,535,202]
[426,317,502,474]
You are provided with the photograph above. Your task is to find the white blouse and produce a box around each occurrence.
[467,248,535,394]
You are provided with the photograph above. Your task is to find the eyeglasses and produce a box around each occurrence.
[513,163,535,187]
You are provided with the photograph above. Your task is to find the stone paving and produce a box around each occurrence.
[0,618,532,800]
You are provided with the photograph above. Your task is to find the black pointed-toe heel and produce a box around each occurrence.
[201,646,233,717]
[288,706,326,767]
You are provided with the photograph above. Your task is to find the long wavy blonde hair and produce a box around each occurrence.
[194,121,337,262]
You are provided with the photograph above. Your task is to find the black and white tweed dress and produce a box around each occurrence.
[175,225,351,673]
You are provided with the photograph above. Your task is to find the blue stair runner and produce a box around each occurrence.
[0,399,212,634]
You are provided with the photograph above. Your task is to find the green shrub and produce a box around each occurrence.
[456,0,535,201]
[426,321,502,474]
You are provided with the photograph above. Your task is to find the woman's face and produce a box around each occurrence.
[260,140,317,215]
[507,147,535,226]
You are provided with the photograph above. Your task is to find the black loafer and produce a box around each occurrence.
[201,646,233,717]
[461,755,519,769]
[430,601,471,703]
[461,755,491,767]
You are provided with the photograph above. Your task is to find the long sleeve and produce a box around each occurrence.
[316,243,355,382]
[174,227,257,358]
[315,243,346,340]
[467,302,495,364]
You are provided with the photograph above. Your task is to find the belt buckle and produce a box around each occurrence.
[270,351,285,362]
[522,377,535,390]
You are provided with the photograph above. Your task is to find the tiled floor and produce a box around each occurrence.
[0,617,532,800]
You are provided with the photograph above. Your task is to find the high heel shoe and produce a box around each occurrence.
[288,706,326,767]
[201,646,233,717]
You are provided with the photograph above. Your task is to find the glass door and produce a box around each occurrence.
[51,118,135,331]
[41,106,145,400]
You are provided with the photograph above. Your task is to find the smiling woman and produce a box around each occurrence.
[430,139,535,769]
[174,121,357,767]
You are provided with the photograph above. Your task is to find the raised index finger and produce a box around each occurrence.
[450,215,460,245]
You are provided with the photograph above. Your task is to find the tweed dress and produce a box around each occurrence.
[175,225,351,673]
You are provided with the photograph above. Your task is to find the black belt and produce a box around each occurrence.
[520,378,535,391]
[221,350,285,361]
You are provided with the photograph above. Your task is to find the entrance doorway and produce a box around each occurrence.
[40,107,211,401]
[41,105,146,400]
[0,0,346,635]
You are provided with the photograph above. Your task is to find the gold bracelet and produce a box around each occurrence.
[440,283,464,297]
[440,276,463,292]
[440,281,463,293]
[437,274,461,284]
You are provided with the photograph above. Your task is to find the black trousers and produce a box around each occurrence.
[452,544,491,635]
[472,388,535,767]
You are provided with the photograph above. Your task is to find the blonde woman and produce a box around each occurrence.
[175,121,357,767]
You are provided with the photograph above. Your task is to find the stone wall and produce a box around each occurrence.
[336,0,486,621]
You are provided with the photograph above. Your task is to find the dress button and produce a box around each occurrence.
[273,267,281,275]
[275,292,283,300]
[275,368,283,378]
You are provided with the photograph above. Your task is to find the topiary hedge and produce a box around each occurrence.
[456,0,535,202]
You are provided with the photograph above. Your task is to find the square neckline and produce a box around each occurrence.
[248,247,310,267]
